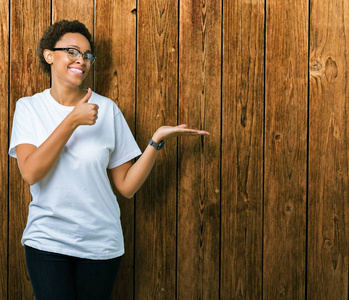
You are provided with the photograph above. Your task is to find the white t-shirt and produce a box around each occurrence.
[9,89,141,260]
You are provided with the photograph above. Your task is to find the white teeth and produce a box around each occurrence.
[70,68,83,74]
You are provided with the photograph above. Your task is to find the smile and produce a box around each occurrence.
[69,68,84,74]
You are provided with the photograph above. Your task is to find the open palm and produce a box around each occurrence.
[153,124,210,142]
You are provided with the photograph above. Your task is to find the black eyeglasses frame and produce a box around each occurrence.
[52,47,97,65]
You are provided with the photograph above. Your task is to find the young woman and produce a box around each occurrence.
[9,20,209,300]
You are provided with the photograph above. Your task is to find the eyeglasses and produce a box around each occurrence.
[52,48,97,66]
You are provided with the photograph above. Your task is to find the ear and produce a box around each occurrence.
[43,49,53,65]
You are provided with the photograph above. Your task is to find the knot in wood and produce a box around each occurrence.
[310,57,324,77]
[311,62,322,72]
[324,57,338,82]
[284,203,293,214]
[279,289,286,297]
[310,57,338,82]
[323,238,332,249]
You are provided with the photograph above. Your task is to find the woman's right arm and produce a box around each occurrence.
[16,89,98,185]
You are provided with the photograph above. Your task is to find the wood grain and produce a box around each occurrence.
[9,0,51,299]
[95,0,137,298]
[177,0,221,299]
[264,0,308,298]
[308,0,349,298]
[52,0,95,90]
[221,0,264,298]
[135,0,178,298]
[0,0,9,298]
[3,0,349,299]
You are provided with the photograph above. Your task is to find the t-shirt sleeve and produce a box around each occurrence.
[8,100,37,158]
[108,109,142,169]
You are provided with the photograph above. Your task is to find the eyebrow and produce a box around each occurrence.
[67,45,92,52]
[67,44,80,49]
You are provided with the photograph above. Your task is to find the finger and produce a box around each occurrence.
[196,130,210,135]
[176,125,209,135]
[79,88,92,103]
[179,129,210,136]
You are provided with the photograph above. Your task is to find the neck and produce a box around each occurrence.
[50,83,86,106]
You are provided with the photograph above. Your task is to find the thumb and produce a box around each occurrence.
[79,88,92,103]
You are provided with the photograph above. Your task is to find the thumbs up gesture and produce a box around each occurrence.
[70,88,99,126]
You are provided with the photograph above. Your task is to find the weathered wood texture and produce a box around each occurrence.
[8,0,50,299]
[308,0,349,299]
[221,0,264,299]
[0,1,9,300]
[264,0,308,298]
[178,0,221,299]
[2,0,349,299]
[135,1,178,299]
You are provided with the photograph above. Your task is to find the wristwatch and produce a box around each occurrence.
[149,137,165,150]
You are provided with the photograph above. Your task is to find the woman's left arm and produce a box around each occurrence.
[109,124,209,199]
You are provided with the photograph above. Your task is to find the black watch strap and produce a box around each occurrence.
[149,138,165,150]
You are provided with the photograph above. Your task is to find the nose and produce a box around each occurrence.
[75,53,85,65]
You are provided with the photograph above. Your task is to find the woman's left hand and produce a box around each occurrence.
[152,124,210,142]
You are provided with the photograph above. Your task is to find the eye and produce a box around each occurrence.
[84,53,94,61]
[67,48,79,56]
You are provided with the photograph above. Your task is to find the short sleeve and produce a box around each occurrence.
[9,100,37,158]
[108,109,142,169]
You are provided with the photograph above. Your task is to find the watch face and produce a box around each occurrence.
[158,140,165,150]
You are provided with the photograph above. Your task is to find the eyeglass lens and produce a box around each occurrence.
[67,49,95,66]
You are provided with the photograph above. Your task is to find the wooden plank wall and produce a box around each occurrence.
[264,0,308,298]
[1,0,349,299]
[308,0,349,298]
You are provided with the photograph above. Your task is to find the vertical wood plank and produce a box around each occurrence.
[177,0,221,299]
[0,1,9,299]
[264,0,308,298]
[94,0,137,298]
[9,0,51,299]
[135,0,178,298]
[52,0,95,90]
[308,0,349,298]
[221,0,264,298]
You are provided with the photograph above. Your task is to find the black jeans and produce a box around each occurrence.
[25,245,122,300]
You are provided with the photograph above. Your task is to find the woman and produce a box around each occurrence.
[9,20,209,299]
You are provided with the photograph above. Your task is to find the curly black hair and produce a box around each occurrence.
[36,20,94,76]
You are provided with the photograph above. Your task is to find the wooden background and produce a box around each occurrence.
[1,0,348,299]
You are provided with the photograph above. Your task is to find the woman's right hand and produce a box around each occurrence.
[70,88,99,127]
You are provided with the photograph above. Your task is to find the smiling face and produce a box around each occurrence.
[44,33,92,88]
